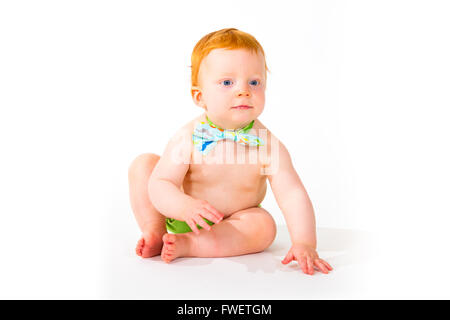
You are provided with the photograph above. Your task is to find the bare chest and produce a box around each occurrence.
[180,122,274,213]
[190,139,269,178]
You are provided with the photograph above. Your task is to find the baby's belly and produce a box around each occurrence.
[183,181,267,217]
[183,165,268,217]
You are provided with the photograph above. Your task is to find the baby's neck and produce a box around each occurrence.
[204,113,255,131]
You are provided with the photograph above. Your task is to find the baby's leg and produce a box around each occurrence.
[128,153,167,258]
[161,206,277,262]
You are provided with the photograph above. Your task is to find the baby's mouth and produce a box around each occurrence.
[232,105,253,110]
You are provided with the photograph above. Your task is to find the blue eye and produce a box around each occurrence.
[250,80,260,86]
[222,80,233,86]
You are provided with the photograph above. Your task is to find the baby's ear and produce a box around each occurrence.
[191,86,206,109]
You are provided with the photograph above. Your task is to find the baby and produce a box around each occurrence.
[128,28,332,275]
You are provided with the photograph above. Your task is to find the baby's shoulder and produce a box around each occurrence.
[253,118,291,160]
[252,119,280,145]
[169,115,203,141]
[165,115,206,154]
[162,116,202,164]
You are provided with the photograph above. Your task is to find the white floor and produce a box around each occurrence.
[102,220,374,300]
[2,185,449,299]
[100,194,450,300]
[2,169,448,299]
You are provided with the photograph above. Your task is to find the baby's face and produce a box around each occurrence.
[193,48,266,129]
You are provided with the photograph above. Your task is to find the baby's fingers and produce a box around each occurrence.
[201,209,223,224]
[204,203,224,221]
[314,259,329,274]
[186,219,200,235]
[306,255,315,275]
[195,216,212,231]
[319,259,333,271]
[298,256,308,274]
[282,251,294,265]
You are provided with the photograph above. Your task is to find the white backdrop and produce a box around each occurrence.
[1,0,449,299]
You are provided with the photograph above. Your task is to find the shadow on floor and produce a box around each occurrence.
[223,225,373,273]
[131,225,374,274]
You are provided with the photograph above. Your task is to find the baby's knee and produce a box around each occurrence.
[128,153,160,178]
[253,211,277,251]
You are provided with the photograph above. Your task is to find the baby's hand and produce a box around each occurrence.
[182,199,224,235]
[282,243,333,275]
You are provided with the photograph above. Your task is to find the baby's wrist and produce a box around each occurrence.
[179,195,195,219]
[292,241,316,250]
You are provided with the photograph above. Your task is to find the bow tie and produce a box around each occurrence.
[192,116,265,155]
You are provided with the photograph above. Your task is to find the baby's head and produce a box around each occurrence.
[190,28,270,130]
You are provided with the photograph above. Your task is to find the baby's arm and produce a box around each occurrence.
[268,139,332,274]
[148,128,223,232]
[268,140,316,247]
[148,129,193,220]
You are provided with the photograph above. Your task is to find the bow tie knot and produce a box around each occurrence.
[192,116,264,155]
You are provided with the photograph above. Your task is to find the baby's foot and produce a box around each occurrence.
[135,233,163,258]
[161,233,192,263]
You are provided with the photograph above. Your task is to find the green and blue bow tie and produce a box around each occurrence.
[192,116,264,155]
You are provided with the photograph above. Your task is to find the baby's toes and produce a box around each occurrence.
[161,234,178,263]
[161,247,173,263]
[162,253,172,263]
[166,243,177,255]
[136,234,163,258]
[163,233,177,244]
[136,238,145,256]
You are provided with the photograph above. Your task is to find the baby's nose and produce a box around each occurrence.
[236,87,251,97]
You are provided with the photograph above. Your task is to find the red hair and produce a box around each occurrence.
[190,28,269,88]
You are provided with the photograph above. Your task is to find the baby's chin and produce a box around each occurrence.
[228,113,257,125]
[229,107,262,118]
